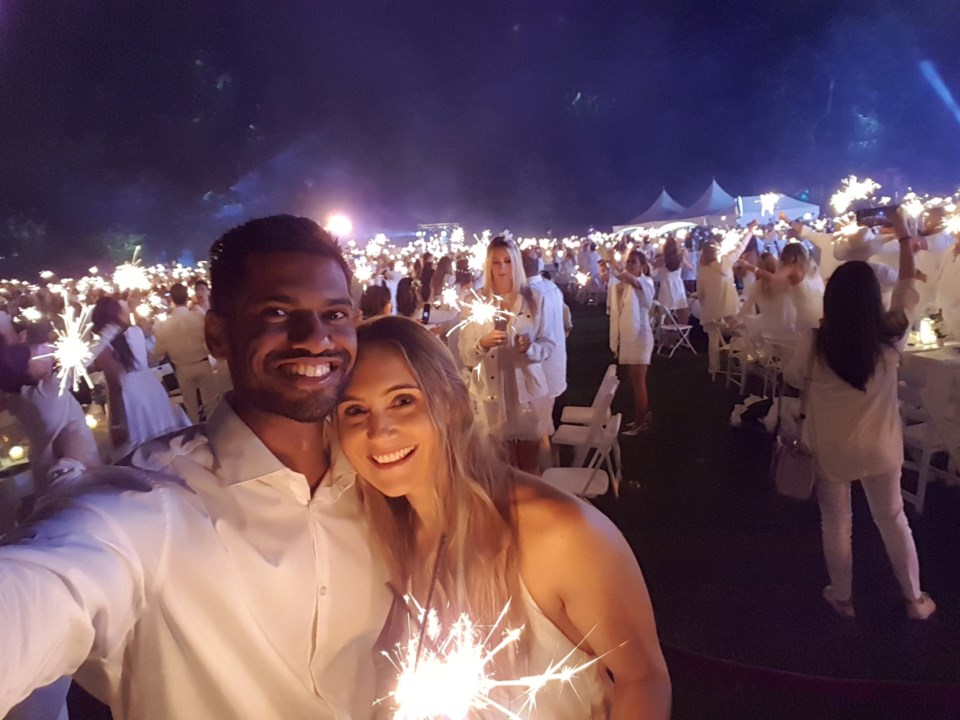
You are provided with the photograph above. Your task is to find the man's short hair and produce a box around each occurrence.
[193,279,209,290]
[208,215,351,315]
[170,283,189,306]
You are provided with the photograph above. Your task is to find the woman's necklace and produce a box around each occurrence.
[414,533,447,669]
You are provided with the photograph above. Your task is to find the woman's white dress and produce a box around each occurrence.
[610,276,654,365]
[460,290,556,442]
[502,583,609,719]
[656,267,687,310]
[788,275,824,333]
[114,327,190,458]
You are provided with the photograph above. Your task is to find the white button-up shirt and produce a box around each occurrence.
[0,400,391,720]
[526,275,568,399]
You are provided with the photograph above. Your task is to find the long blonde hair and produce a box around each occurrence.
[482,236,535,313]
[351,316,527,638]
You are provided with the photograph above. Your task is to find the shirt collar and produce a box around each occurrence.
[206,395,356,502]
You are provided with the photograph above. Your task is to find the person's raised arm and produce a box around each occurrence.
[889,208,919,325]
[0,487,166,715]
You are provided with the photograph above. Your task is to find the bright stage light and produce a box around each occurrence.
[325,213,353,238]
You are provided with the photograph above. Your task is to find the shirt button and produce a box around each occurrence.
[320,585,328,597]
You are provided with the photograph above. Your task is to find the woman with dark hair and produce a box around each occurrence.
[90,297,189,459]
[429,255,455,302]
[611,250,655,434]
[786,212,934,620]
[394,277,421,320]
[359,284,392,320]
[337,316,671,718]
[654,236,691,323]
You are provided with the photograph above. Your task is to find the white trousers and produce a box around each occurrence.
[174,360,215,424]
[816,469,921,601]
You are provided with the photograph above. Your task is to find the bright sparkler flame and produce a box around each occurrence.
[113,247,152,292]
[574,271,590,287]
[385,598,605,720]
[759,192,780,217]
[46,305,97,395]
[830,176,881,215]
[441,287,459,308]
[20,307,42,322]
[353,263,374,286]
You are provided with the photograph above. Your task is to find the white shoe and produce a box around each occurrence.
[822,586,855,618]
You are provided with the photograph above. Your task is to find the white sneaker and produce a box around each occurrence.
[906,593,936,620]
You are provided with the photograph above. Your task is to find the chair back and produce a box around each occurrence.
[574,374,619,466]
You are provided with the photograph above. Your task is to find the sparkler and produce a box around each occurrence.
[759,192,780,217]
[113,246,152,292]
[441,287,459,308]
[830,175,881,215]
[385,597,606,720]
[44,305,98,395]
[574,271,591,287]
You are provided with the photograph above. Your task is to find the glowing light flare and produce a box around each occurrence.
[759,192,780,217]
[8,445,25,462]
[325,214,353,238]
[574,271,591,287]
[830,176,881,215]
[441,287,459,308]
[385,598,607,720]
[353,263,374,287]
[113,249,152,293]
[20,307,42,322]
[43,305,98,395]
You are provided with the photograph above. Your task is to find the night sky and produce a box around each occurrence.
[1,0,959,267]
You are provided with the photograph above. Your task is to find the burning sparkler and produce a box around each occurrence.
[44,305,98,395]
[384,597,605,720]
[113,246,152,292]
[759,192,780,217]
[830,176,881,215]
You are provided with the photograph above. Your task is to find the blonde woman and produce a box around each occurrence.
[748,242,824,333]
[460,236,558,474]
[737,252,795,336]
[696,230,750,374]
[337,316,671,719]
[610,250,655,434]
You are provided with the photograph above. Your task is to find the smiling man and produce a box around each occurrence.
[0,216,391,720]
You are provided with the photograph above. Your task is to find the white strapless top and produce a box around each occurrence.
[504,583,610,719]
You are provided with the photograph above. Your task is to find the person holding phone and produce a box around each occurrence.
[460,236,557,474]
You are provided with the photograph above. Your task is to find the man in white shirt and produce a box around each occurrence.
[0,215,391,720]
[522,249,567,468]
[151,282,214,423]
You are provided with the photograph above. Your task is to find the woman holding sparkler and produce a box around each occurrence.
[696,227,752,375]
[609,250,655,435]
[746,242,824,334]
[90,297,189,460]
[653,236,691,324]
[459,236,557,474]
[337,315,671,719]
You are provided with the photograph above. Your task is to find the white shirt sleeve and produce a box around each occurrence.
[522,291,556,364]
[0,486,170,715]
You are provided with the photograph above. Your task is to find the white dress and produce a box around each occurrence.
[610,276,654,365]
[788,275,824,333]
[656,267,687,310]
[503,583,610,719]
[460,291,556,441]
[113,327,190,458]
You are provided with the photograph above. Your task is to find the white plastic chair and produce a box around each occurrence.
[543,415,622,498]
[653,301,696,357]
[899,380,951,514]
[560,364,618,426]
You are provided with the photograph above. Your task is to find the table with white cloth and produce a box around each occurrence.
[900,342,960,474]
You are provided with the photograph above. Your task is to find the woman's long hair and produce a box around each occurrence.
[663,237,681,272]
[351,316,527,646]
[430,255,454,300]
[91,297,138,373]
[628,249,651,276]
[700,242,718,266]
[779,242,810,273]
[817,261,907,391]
[394,277,420,319]
[482,236,535,316]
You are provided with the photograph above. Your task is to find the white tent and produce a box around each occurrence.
[679,178,737,224]
[612,189,688,233]
[736,193,821,226]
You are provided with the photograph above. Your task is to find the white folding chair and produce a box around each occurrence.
[899,380,951,514]
[551,377,623,496]
[560,364,618,426]
[542,418,621,499]
[653,301,696,357]
[151,362,184,406]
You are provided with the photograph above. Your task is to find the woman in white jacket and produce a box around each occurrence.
[786,215,934,620]
[610,250,655,435]
[460,236,556,474]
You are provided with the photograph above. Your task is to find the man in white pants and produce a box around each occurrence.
[152,283,214,423]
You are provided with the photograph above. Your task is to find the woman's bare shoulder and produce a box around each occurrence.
[511,472,619,549]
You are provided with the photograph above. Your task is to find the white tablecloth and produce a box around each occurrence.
[901,343,960,470]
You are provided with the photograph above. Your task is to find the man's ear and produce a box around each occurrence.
[205,312,229,360]
[352,308,363,327]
